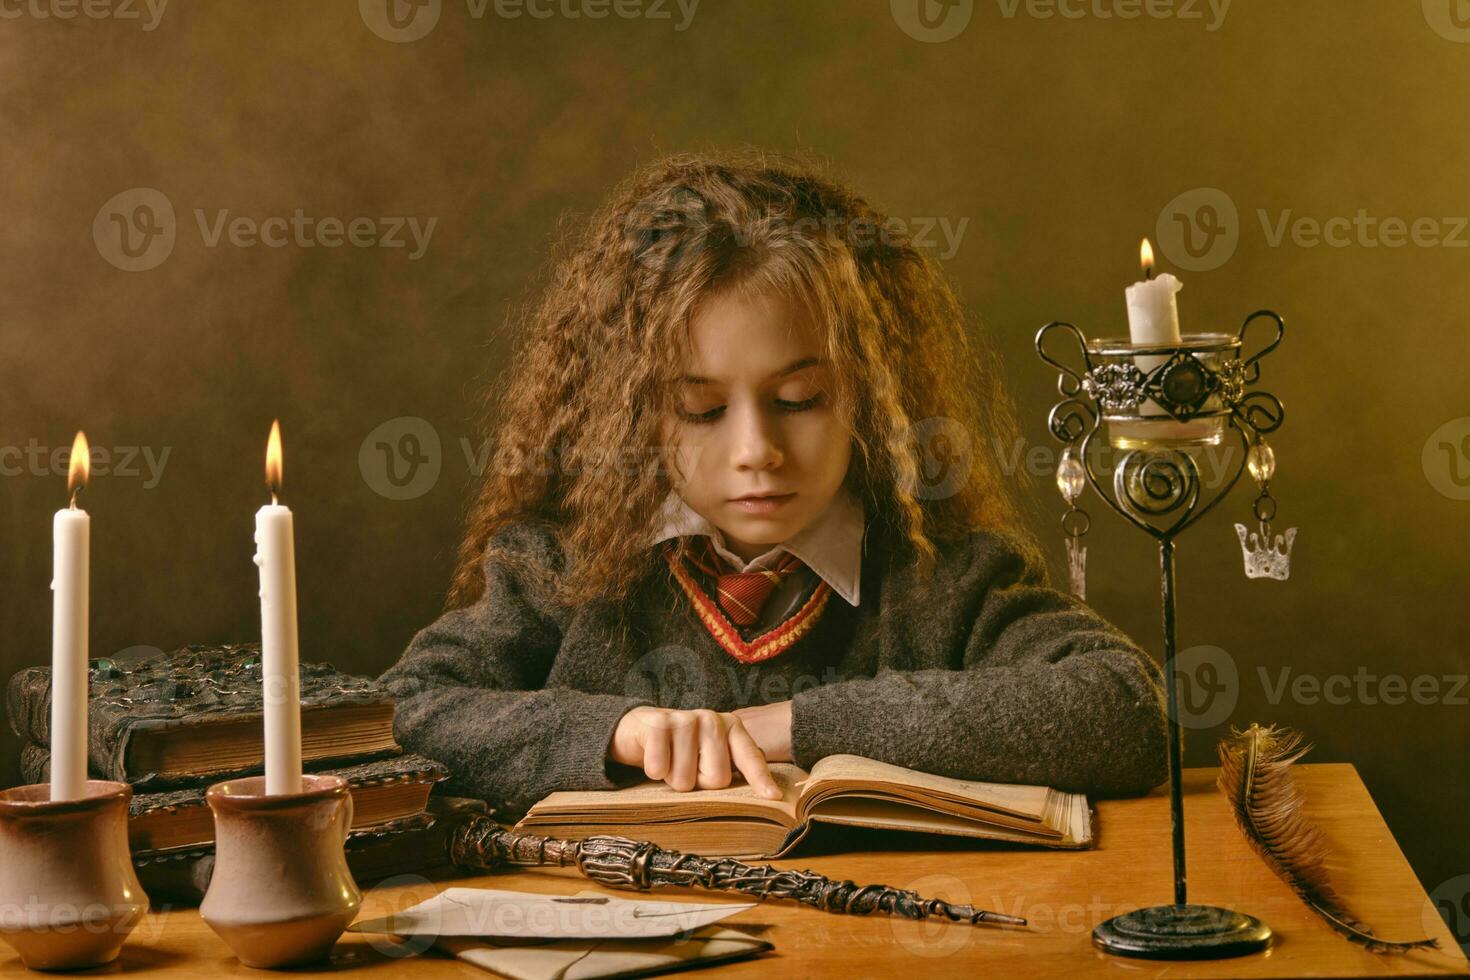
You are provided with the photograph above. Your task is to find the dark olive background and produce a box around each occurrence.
[3,0,1466,921]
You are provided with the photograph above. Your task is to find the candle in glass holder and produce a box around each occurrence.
[254,420,302,795]
[1111,240,1220,446]
[50,431,90,801]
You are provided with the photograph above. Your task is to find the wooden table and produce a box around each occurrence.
[2,764,1465,978]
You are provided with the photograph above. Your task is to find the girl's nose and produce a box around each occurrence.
[728,402,784,471]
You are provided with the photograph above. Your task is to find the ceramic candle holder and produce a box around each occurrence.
[0,780,149,971]
[200,774,361,969]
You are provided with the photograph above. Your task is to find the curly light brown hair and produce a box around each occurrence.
[444,149,1040,615]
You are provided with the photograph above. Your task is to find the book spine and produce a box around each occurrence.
[5,668,49,745]
[6,667,131,780]
[19,741,50,785]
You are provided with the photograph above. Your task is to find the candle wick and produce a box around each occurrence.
[270,488,279,506]
[69,486,82,510]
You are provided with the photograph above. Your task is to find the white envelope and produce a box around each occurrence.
[348,886,757,940]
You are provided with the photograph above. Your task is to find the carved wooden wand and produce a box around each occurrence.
[448,816,1026,927]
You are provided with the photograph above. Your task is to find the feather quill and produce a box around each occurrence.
[1216,723,1438,954]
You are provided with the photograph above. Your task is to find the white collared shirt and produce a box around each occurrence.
[647,486,866,607]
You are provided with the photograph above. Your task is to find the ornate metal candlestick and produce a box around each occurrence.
[1035,310,1290,959]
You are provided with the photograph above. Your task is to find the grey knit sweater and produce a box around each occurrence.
[378,520,1169,820]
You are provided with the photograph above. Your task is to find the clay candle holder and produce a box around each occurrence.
[0,780,149,970]
[200,773,361,968]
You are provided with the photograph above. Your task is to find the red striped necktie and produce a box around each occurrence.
[684,535,808,626]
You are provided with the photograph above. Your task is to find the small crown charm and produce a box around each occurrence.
[1235,519,1296,580]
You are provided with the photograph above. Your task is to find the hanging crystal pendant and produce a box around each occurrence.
[1057,447,1086,503]
[1057,446,1089,600]
[1064,535,1088,600]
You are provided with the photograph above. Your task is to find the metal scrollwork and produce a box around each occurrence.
[1231,390,1285,435]
[1082,364,1146,412]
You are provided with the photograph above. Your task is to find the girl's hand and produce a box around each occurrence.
[608,707,783,800]
[730,700,794,763]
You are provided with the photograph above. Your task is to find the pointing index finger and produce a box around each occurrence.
[726,720,783,800]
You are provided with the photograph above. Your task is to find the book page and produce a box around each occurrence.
[804,796,1089,848]
[522,763,809,824]
[802,754,1051,820]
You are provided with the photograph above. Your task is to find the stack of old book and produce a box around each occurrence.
[5,642,488,905]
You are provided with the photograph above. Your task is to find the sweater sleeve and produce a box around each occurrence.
[788,529,1169,798]
[377,522,654,816]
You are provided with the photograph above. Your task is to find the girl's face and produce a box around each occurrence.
[661,287,852,564]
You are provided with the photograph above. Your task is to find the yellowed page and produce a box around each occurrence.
[802,754,1051,820]
[519,763,808,825]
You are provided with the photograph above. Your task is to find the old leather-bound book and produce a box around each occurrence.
[133,796,492,907]
[5,643,399,786]
[19,747,448,852]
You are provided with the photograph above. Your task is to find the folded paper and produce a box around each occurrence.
[348,886,756,940]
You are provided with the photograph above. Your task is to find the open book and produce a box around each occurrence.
[512,754,1093,859]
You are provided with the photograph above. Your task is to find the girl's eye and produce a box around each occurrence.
[679,406,725,424]
[678,393,824,425]
[776,394,823,412]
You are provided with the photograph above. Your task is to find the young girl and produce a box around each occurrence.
[378,151,1167,819]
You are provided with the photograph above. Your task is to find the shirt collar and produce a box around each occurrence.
[647,486,867,606]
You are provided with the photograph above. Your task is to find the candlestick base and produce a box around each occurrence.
[1093,904,1272,959]
[200,774,360,968]
[0,781,149,971]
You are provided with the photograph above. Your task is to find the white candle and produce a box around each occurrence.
[254,420,302,795]
[50,432,90,802]
[1125,238,1182,418]
[1125,238,1183,349]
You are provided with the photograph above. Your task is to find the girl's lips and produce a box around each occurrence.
[730,493,795,514]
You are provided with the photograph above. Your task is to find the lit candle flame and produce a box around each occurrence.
[67,431,89,507]
[1140,237,1155,280]
[265,419,283,505]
